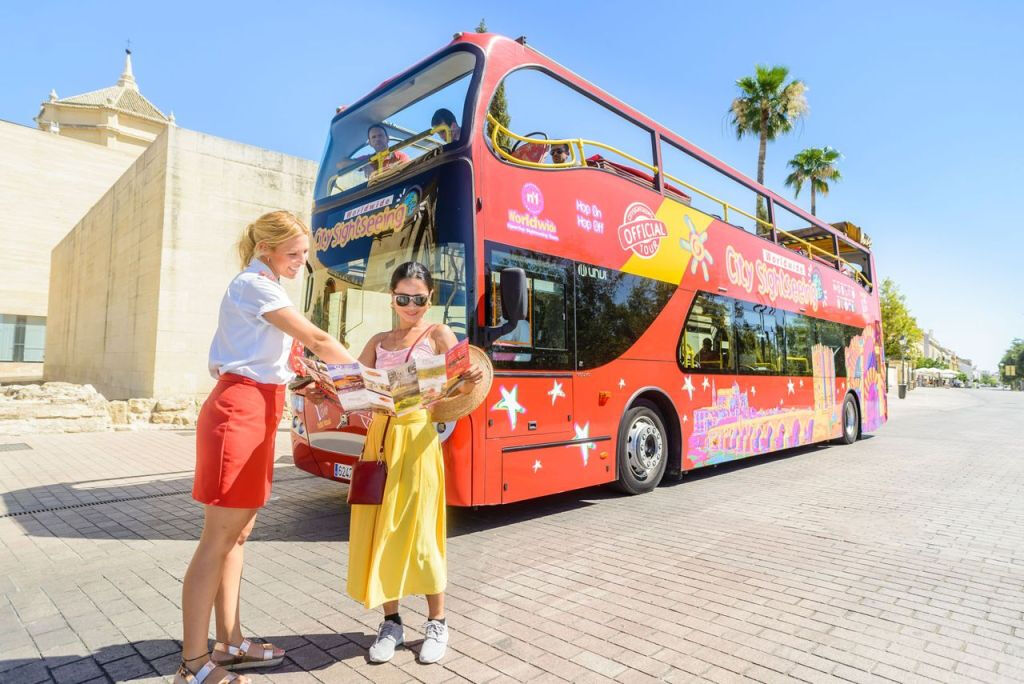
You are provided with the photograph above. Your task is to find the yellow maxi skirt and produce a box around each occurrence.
[347,410,446,609]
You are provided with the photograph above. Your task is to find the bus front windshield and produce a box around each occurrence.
[306,166,473,358]
[316,50,476,200]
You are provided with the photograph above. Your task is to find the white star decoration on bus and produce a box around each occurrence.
[547,380,565,406]
[492,385,526,430]
[680,215,714,281]
[750,386,757,396]
[799,379,804,388]
[682,375,695,399]
[532,459,542,473]
[573,422,596,466]
[787,380,795,394]
[702,377,710,390]
[618,378,626,389]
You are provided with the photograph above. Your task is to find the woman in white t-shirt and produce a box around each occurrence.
[175,211,355,684]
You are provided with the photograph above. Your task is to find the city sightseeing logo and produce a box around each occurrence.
[313,187,419,252]
[618,202,667,258]
[506,182,559,241]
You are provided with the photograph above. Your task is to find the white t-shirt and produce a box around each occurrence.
[208,258,295,385]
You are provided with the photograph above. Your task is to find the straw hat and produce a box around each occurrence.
[429,345,493,423]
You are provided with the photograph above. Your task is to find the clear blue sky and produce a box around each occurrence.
[4,1,1022,370]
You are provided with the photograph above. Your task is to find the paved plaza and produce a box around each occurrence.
[1,387,1022,683]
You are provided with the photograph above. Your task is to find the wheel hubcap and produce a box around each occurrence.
[626,416,663,481]
[844,401,857,439]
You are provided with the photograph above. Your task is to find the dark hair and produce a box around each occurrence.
[430,108,457,127]
[367,123,387,138]
[552,142,570,154]
[390,261,434,292]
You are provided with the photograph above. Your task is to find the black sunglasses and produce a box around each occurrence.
[393,293,429,307]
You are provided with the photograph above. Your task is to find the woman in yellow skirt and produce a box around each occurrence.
[348,261,483,665]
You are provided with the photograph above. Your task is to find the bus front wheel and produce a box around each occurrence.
[837,394,860,445]
[614,400,668,495]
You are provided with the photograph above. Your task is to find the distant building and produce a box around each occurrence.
[34,51,172,152]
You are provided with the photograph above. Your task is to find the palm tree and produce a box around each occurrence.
[784,146,842,216]
[729,65,808,226]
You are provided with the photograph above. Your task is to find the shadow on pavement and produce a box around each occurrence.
[0,633,375,682]
[2,436,873,543]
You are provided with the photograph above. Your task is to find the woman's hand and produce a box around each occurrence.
[457,364,485,394]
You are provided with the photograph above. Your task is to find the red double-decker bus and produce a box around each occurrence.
[290,32,887,505]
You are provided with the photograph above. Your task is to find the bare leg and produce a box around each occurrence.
[426,592,445,620]
[213,514,257,645]
[382,600,400,617]
[181,506,258,672]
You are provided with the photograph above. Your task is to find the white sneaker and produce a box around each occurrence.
[368,620,404,663]
[418,619,449,663]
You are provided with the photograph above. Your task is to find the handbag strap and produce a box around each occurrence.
[373,325,436,460]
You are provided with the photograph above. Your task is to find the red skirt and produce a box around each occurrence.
[193,373,285,508]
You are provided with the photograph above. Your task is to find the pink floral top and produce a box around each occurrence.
[375,337,435,370]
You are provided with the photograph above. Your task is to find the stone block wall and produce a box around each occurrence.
[44,133,169,399]
[44,126,316,400]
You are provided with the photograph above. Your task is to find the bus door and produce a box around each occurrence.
[484,244,581,503]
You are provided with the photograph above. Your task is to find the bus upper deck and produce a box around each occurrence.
[314,32,874,294]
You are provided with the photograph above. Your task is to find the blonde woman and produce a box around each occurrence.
[175,211,356,684]
[348,261,483,665]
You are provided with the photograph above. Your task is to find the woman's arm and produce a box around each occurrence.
[264,307,356,364]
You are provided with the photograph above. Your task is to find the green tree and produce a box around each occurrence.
[879,278,922,362]
[729,64,808,226]
[999,337,1024,386]
[476,19,511,150]
[784,146,842,216]
[915,357,949,370]
[980,371,998,386]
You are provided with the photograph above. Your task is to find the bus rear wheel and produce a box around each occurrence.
[837,394,860,444]
[614,400,668,495]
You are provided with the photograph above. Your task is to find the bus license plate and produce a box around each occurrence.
[334,463,352,480]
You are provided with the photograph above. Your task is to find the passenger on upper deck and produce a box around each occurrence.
[431,108,461,143]
[359,124,410,178]
[549,142,571,165]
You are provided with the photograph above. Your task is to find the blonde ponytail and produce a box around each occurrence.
[236,210,311,270]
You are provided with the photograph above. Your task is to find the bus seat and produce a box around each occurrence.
[511,142,548,163]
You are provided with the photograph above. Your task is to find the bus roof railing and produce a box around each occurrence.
[485,114,872,288]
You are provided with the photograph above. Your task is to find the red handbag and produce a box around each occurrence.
[347,325,435,506]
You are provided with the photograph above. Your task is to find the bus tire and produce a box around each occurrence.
[837,393,860,445]
[614,400,668,495]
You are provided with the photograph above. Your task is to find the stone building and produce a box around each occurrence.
[2,51,316,401]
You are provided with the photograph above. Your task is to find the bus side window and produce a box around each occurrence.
[487,244,574,370]
[680,292,735,372]
[734,300,784,373]
[490,68,655,176]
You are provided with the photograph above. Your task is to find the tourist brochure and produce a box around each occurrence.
[299,339,470,417]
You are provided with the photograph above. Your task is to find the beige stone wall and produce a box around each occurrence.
[152,127,314,398]
[44,133,169,399]
[45,126,316,400]
[0,120,139,318]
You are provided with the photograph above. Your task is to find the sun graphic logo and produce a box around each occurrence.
[679,215,714,281]
[617,202,667,258]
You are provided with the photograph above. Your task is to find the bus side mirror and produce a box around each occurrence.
[485,267,527,345]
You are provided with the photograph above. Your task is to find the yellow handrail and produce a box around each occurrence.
[484,114,871,287]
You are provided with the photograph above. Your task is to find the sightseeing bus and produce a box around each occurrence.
[289,32,887,505]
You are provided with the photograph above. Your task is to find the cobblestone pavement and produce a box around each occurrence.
[1,387,1023,683]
